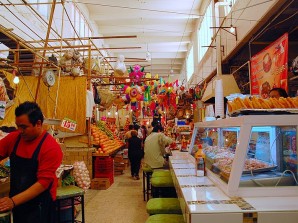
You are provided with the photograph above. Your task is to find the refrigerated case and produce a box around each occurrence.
[189,115,298,197]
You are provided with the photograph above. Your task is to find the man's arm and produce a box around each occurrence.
[0,182,47,212]
[158,133,173,155]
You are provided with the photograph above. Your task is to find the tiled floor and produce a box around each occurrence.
[78,168,149,223]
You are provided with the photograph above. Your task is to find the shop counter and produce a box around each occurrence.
[169,152,298,223]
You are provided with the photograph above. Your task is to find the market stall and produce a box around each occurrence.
[170,114,298,223]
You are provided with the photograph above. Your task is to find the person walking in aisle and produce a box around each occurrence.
[0,101,63,223]
[127,130,143,180]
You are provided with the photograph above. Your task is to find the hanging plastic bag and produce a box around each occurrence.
[114,55,127,76]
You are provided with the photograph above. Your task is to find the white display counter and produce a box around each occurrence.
[170,151,298,223]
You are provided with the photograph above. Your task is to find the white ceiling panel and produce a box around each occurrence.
[78,0,202,77]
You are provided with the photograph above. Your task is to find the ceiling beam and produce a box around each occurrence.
[104,36,191,44]
[25,35,137,43]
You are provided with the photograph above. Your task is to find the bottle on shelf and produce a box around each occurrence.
[195,144,206,176]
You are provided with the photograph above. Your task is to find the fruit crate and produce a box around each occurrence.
[95,157,113,167]
[94,156,113,172]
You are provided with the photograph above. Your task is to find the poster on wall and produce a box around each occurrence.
[250,33,288,98]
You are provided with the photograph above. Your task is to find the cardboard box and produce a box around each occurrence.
[114,170,123,175]
[114,154,123,163]
[114,162,125,167]
[114,166,125,171]
[91,178,110,190]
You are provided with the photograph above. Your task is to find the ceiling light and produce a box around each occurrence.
[13,76,20,84]
[229,25,235,33]
[107,111,111,116]
[146,51,151,61]
[146,43,151,61]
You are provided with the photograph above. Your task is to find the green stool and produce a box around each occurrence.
[143,166,153,201]
[146,198,182,215]
[152,170,171,178]
[151,175,176,198]
[145,214,185,223]
[56,185,85,223]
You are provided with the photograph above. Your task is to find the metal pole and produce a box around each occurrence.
[34,0,57,102]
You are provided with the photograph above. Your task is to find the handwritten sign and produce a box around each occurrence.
[61,118,77,131]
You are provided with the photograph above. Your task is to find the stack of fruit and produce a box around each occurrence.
[91,125,125,155]
[96,121,114,139]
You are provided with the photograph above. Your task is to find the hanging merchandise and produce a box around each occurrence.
[93,84,101,104]
[123,84,144,108]
[59,49,84,76]
[128,64,145,82]
[114,55,127,76]
[0,78,9,102]
[194,82,207,100]
[143,85,151,102]
[113,95,126,109]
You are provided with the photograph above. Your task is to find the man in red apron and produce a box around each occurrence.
[0,101,63,223]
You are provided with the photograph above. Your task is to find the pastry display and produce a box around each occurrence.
[227,96,298,114]
[204,146,275,176]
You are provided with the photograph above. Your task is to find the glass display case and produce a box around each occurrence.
[189,115,298,197]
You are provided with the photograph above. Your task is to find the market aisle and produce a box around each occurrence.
[80,168,149,223]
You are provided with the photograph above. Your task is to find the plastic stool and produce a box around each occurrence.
[145,214,185,223]
[146,198,182,215]
[56,185,85,223]
[151,175,176,198]
[143,166,153,201]
[152,170,171,178]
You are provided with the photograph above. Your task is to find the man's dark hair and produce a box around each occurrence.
[133,124,140,130]
[269,88,288,98]
[128,124,134,130]
[152,125,164,133]
[15,101,44,125]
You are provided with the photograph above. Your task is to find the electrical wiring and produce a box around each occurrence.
[275,170,298,187]
[170,0,196,72]
[68,0,275,22]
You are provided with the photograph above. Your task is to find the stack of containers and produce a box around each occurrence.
[94,156,114,185]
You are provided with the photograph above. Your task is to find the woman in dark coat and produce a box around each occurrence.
[128,130,143,180]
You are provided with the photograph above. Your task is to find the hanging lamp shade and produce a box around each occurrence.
[201,75,240,102]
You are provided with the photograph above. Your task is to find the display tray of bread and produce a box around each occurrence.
[228,96,298,116]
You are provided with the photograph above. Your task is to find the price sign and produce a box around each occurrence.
[61,118,77,131]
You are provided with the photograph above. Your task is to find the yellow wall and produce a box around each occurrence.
[1,74,87,134]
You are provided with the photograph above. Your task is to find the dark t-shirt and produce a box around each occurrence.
[128,136,142,159]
